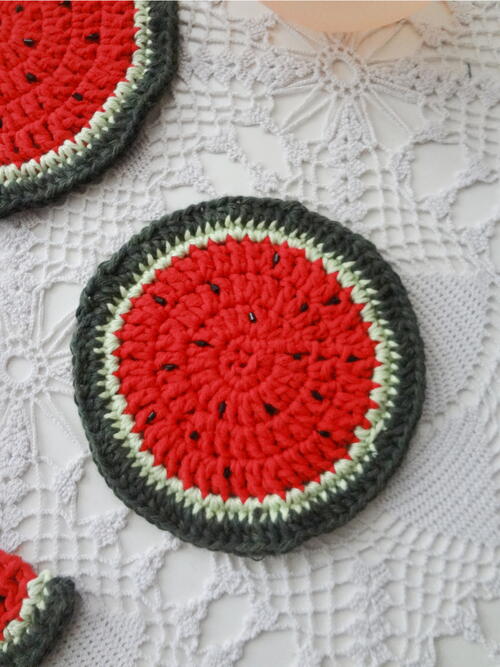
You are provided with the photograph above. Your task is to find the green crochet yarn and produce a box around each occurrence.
[0,577,75,667]
[0,1,178,219]
[72,197,425,557]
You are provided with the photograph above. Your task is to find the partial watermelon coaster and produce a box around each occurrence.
[72,197,425,556]
[0,549,75,666]
[0,0,178,218]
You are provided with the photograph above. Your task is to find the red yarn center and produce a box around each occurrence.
[113,236,380,502]
[0,550,37,640]
[0,1,137,167]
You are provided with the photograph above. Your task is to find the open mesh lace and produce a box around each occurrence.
[1,2,500,665]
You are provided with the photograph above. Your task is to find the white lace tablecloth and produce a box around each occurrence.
[1,2,500,665]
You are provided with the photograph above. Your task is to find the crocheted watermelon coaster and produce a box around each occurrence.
[0,0,178,218]
[0,550,75,666]
[72,197,425,556]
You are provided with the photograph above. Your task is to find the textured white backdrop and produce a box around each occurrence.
[1,2,500,665]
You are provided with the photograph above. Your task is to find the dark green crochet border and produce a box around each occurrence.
[72,197,426,557]
[0,577,75,667]
[0,1,178,220]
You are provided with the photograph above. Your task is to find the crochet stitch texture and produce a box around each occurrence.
[0,0,178,218]
[0,549,75,666]
[72,197,425,556]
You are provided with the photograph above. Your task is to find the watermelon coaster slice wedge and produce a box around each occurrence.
[0,549,75,666]
[0,1,178,218]
[72,196,426,557]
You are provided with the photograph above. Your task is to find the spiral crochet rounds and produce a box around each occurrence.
[0,549,75,666]
[0,1,178,218]
[72,197,425,556]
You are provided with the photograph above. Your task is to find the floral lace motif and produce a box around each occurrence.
[1,1,500,665]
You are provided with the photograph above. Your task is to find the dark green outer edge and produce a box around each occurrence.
[72,197,426,557]
[0,577,75,667]
[0,1,179,220]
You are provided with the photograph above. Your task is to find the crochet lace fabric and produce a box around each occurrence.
[0,550,75,666]
[1,1,500,665]
[0,0,178,218]
[72,198,425,555]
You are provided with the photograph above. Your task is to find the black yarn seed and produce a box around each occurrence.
[223,467,231,479]
[153,295,167,306]
[292,353,302,360]
[248,312,257,323]
[264,403,279,416]
[85,32,100,42]
[318,430,331,438]
[317,355,326,361]
[162,363,178,371]
[0,119,2,129]
[311,390,323,401]
[325,295,340,305]
[23,38,35,47]
[15,5,23,12]
[70,197,427,554]
[59,0,71,6]
[209,282,220,294]
[218,401,226,418]
[189,431,200,441]
[300,303,309,312]
[347,355,359,362]
[194,340,211,347]
[272,252,280,266]
[146,411,156,424]
[72,92,83,101]
[26,72,37,83]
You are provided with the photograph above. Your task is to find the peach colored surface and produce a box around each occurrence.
[262,1,429,32]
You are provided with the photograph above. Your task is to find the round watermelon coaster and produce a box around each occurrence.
[0,1,178,218]
[72,197,425,557]
[0,549,75,666]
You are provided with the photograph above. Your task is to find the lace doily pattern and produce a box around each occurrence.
[72,197,425,555]
[1,1,499,663]
[0,550,75,666]
[0,0,178,218]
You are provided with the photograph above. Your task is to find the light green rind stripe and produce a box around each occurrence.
[0,571,52,650]
[96,217,401,523]
[0,1,151,186]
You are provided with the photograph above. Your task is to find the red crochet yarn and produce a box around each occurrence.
[0,550,36,640]
[0,0,137,167]
[113,236,379,502]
